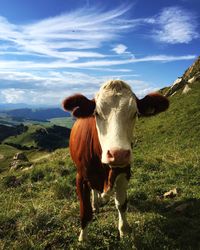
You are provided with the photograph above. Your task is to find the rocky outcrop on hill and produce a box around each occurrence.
[182,56,200,81]
[165,56,200,97]
[10,152,32,170]
[165,78,187,97]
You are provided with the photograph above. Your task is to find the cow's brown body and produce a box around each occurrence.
[70,117,104,192]
[70,116,130,229]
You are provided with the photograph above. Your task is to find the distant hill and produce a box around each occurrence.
[0,103,56,110]
[1,108,70,122]
[0,103,34,110]
[2,123,71,151]
[0,124,28,142]
[32,125,71,151]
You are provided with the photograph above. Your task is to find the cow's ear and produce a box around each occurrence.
[62,94,96,118]
[137,93,169,116]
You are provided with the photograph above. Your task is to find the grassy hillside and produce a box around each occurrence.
[0,144,20,172]
[2,124,70,151]
[0,83,200,249]
[0,124,28,142]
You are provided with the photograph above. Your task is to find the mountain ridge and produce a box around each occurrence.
[165,56,200,97]
[0,107,70,123]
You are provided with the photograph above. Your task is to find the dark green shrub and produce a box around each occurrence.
[0,213,18,239]
[59,166,70,177]
[31,167,45,182]
[2,175,21,188]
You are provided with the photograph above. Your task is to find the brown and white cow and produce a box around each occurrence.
[62,80,169,242]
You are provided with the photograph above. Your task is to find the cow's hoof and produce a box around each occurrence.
[78,229,88,242]
[78,235,88,242]
[92,206,99,213]
[119,224,131,238]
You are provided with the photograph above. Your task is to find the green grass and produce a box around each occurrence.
[3,124,44,148]
[49,117,74,128]
[0,82,200,249]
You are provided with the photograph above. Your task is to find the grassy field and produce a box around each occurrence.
[49,117,74,128]
[0,83,200,249]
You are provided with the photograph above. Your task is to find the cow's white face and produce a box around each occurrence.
[95,80,138,166]
[63,79,169,166]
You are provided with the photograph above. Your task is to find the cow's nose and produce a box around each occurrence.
[107,148,131,165]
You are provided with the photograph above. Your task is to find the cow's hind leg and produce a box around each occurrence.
[76,173,93,242]
[115,173,130,238]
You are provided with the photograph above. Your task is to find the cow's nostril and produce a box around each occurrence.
[125,150,130,158]
[107,150,114,159]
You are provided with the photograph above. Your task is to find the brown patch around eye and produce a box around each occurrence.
[133,112,137,118]
[130,111,138,119]
[135,111,139,118]
[95,110,104,120]
[94,110,100,117]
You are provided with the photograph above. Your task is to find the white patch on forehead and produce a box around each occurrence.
[94,80,138,165]
[95,80,136,114]
[96,80,134,99]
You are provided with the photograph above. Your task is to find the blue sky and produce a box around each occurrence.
[0,0,199,105]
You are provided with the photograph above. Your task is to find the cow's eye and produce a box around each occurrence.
[94,110,100,117]
[134,111,139,118]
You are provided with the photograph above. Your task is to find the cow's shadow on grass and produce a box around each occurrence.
[128,195,200,249]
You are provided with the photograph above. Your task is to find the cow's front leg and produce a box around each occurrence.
[91,189,100,212]
[115,173,130,238]
[76,174,92,242]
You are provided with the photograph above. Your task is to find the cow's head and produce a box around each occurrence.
[62,80,169,167]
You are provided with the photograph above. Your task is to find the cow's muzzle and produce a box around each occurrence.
[106,148,131,166]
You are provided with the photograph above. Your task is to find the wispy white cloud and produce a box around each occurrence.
[112,43,136,60]
[112,44,128,54]
[0,54,196,70]
[152,6,199,44]
[0,5,197,63]
[0,79,155,105]
[0,5,137,60]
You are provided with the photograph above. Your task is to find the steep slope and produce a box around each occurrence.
[136,80,200,157]
[165,56,200,97]
[182,56,200,80]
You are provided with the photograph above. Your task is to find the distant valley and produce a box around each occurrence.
[0,107,71,124]
[0,106,73,171]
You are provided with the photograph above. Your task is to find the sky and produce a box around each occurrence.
[0,0,199,106]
